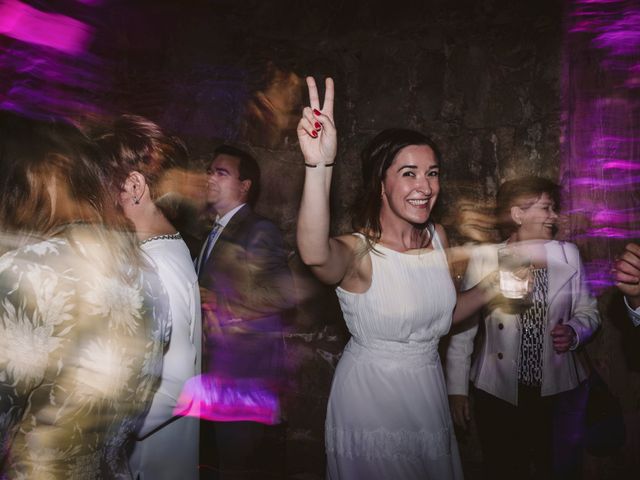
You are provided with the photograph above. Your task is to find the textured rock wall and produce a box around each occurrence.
[97,0,638,478]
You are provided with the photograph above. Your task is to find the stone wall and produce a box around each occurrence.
[97,0,638,478]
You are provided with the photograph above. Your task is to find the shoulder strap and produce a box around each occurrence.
[430,223,443,251]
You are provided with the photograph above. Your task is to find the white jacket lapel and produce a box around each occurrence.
[546,241,576,306]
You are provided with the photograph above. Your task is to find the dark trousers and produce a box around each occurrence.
[474,383,586,480]
[200,420,286,480]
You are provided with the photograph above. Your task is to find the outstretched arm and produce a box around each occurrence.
[438,228,497,324]
[296,77,354,285]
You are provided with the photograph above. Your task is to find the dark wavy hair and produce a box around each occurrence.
[353,128,442,251]
[496,176,561,239]
[94,114,188,201]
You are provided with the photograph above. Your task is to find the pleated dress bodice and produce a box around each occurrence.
[336,232,456,359]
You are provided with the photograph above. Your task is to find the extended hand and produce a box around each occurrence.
[614,243,640,309]
[200,286,217,311]
[448,395,471,431]
[550,324,576,353]
[297,77,337,166]
[478,270,500,301]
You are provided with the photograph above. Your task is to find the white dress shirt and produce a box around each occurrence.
[624,297,640,327]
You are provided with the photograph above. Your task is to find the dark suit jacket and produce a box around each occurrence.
[197,204,293,382]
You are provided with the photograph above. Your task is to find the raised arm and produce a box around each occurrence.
[296,77,354,285]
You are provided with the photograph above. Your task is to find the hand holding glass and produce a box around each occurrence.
[498,246,532,299]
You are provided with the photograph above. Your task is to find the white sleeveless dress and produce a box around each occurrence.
[327,232,464,479]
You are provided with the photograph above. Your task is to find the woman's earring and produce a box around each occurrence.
[133,196,139,205]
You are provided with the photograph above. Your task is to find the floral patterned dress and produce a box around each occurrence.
[0,226,170,479]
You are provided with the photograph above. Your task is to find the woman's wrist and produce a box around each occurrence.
[305,161,335,168]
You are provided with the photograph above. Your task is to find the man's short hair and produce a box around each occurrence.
[212,145,261,207]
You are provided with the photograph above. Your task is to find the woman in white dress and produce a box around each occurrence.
[296,77,493,479]
[96,115,202,480]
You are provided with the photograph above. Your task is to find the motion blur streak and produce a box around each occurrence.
[0,0,92,54]
[0,0,105,119]
[563,0,640,292]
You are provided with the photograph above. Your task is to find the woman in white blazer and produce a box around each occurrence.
[445,177,600,480]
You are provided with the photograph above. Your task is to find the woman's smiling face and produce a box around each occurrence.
[513,192,559,241]
[380,144,440,226]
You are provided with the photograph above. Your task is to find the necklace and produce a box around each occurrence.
[139,232,182,246]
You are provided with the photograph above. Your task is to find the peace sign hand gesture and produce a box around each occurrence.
[297,77,337,167]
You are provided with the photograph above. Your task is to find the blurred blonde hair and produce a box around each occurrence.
[0,111,143,280]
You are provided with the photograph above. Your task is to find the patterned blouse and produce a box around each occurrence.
[517,268,548,387]
[0,225,170,479]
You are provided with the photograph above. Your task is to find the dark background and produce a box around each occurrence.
[3,0,639,478]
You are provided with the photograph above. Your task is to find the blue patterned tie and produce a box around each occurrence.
[197,222,223,275]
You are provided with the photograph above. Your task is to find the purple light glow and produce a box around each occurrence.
[591,135,638,145]
[592,14,640,56]
[602,161,640,171]
[0,0,92,55]
[591,209,640,225]
[584,259,617,290]
[174,375,280,425]
[563,0,640,293]
[582,228,640,239]
[577,0,625,4]
[570,176,640,188]
[0,0,107,119]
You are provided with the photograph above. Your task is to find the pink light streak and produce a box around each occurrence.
[563,0,640,293]
[583,228,640,239]
[0,0,92,55]
[592,209,640,225]
[602,161,640,171]
[570,176,640,188]
[174,374,281,425]
[576,0,625,4]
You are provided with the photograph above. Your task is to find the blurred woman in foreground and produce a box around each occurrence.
[96,115,201,480]
[0,112,170,479]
